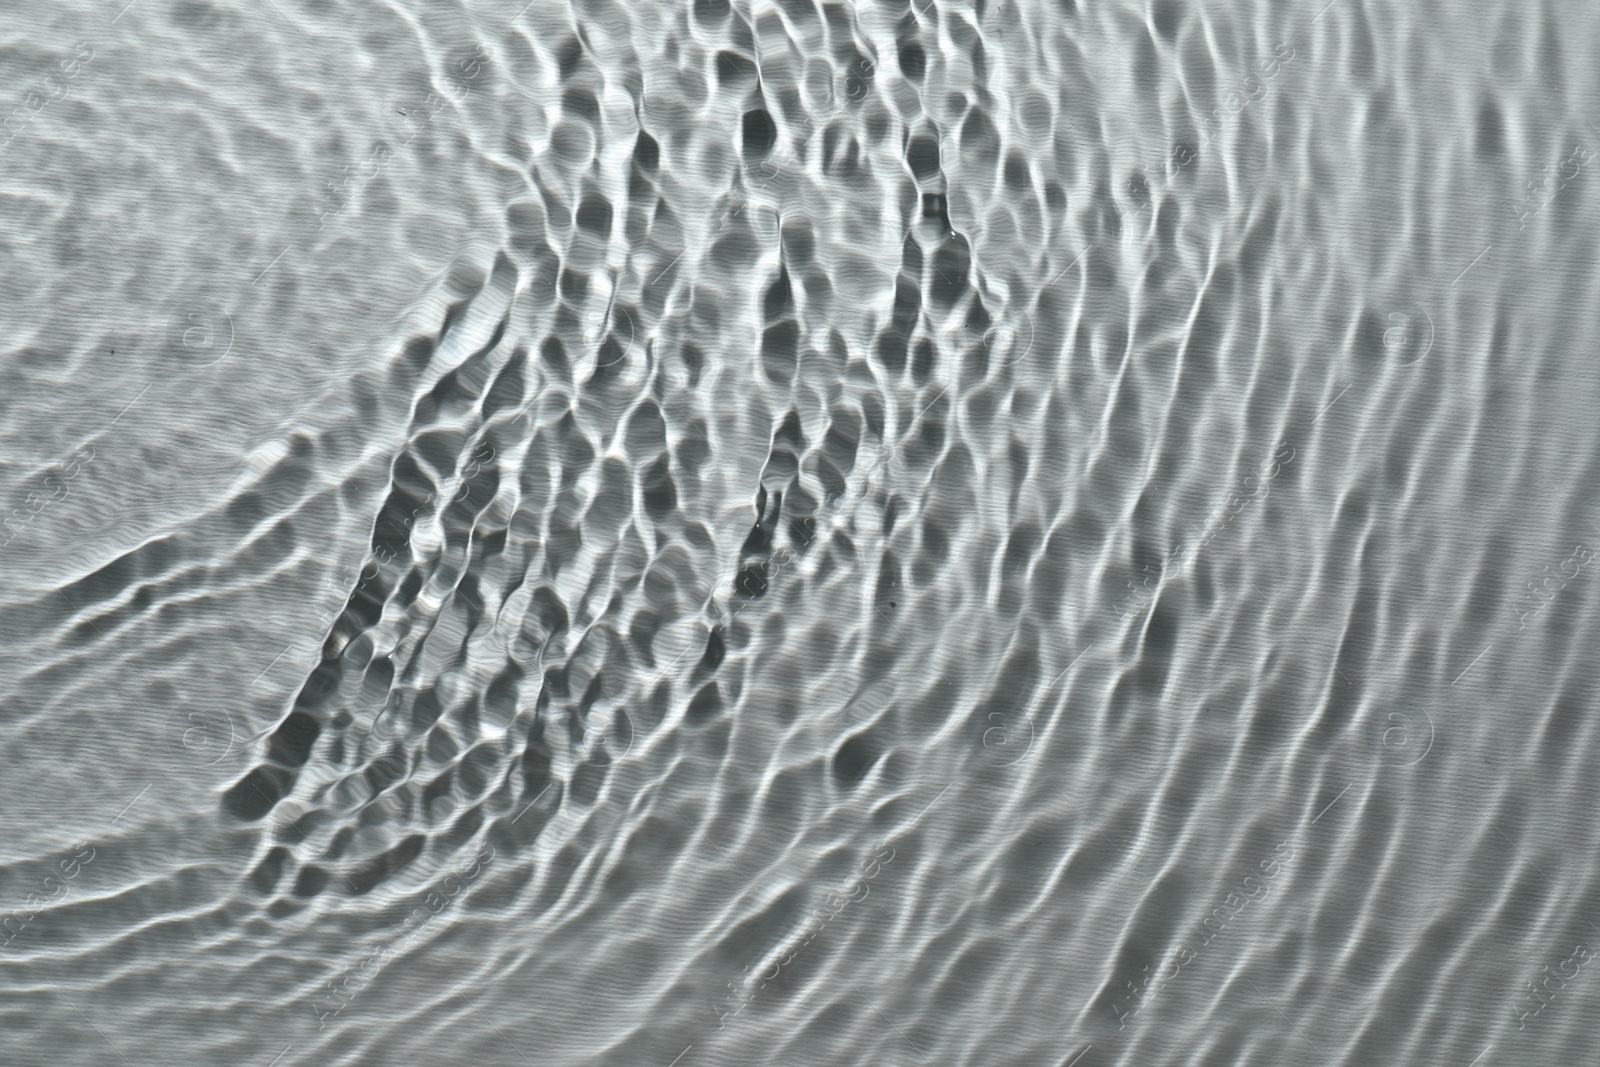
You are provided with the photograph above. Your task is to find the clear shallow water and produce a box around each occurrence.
[3,0,1600,1064]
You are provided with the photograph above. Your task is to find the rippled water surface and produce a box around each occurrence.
[4,0,1600,1064]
